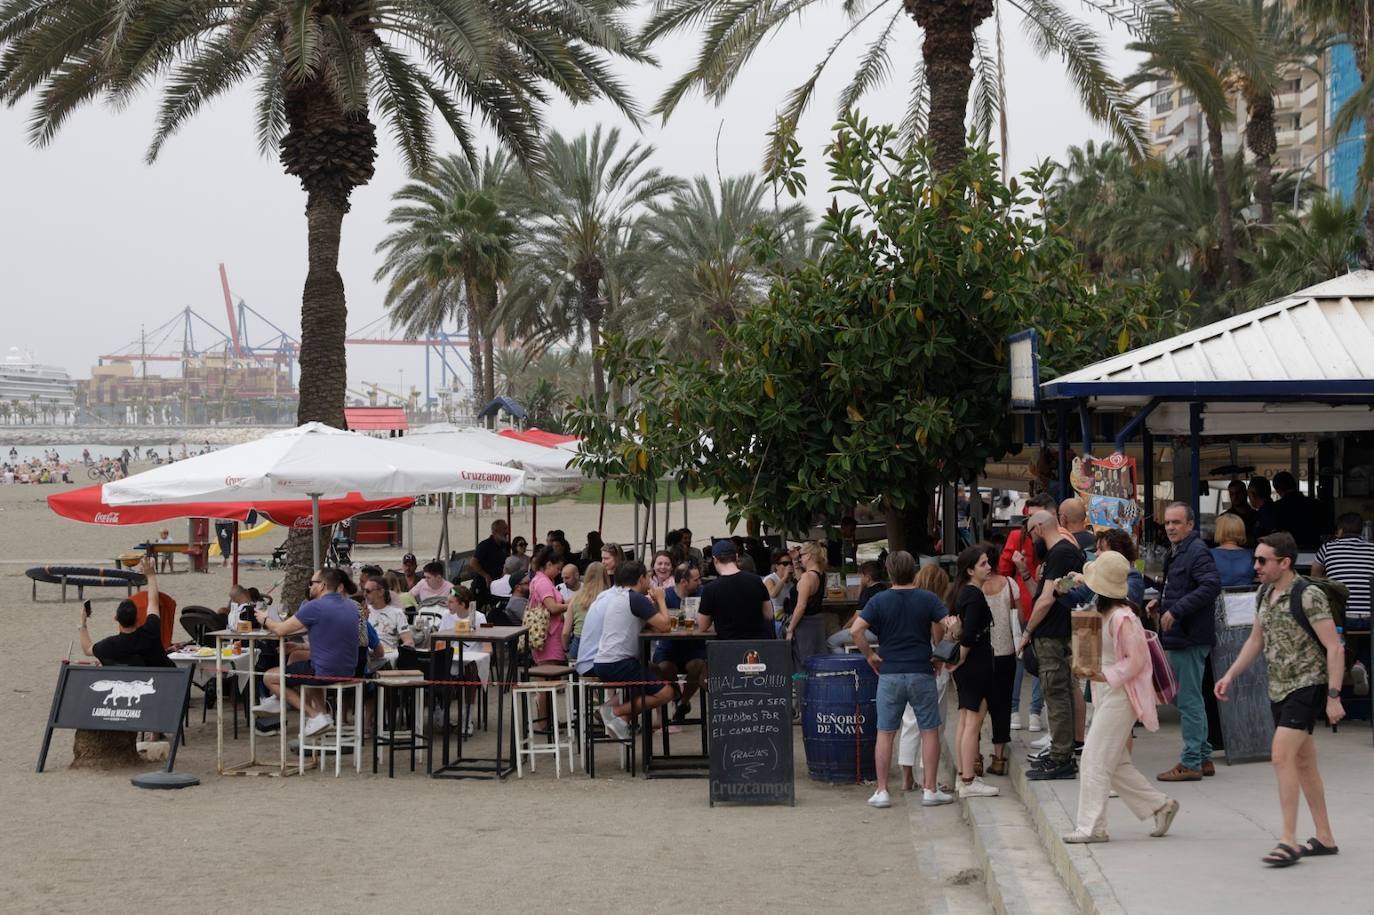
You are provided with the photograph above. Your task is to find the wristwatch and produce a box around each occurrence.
[1327,688,1341,699]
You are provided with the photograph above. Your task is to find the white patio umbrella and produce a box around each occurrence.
[406,423,584,495]
[104,423,527,569]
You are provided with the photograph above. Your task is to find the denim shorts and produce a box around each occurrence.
[876,671,940,732]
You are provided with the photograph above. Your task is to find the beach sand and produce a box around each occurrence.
[0,475,924,913]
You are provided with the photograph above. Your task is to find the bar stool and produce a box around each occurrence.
[372,672,429,777]
[298,678,365,776]
[528,663,577,767]
[578,675,636,778]
[512,680,574,777]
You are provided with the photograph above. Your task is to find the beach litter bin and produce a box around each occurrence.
[801,654,877,783]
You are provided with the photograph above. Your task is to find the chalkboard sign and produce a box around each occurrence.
[707,640,795,806]
[37,663,193,773]
[1211,589,1273,764]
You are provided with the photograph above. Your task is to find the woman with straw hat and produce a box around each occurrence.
[1063,551,1180,844]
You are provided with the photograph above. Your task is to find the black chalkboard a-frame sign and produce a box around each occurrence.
[37,663,193,773]
[707,640,795,807]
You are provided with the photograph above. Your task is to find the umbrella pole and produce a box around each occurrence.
[231,521,240,587]
[683,489,688,531]
[311,493,321,571]
[474,494,481,551]
[598,480,607,532]
[506,496,511,533]
[532,497,538,551]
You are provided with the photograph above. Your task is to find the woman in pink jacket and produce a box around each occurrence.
[1063,551,1181,844]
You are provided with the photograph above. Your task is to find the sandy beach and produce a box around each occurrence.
[0,473,961,913]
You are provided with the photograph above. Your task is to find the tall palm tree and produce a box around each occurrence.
[641,0,1208,174]
[1302,0,1374,260]
[375,152,517,412]
[632,174,807,357]
[502,127,683,405]
[1128,4,1270,292]
[0,0,645,603]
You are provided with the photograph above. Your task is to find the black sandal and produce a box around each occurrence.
[1303,838,1339,856]
[1261,843,1304,867]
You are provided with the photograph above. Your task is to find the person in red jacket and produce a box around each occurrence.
[998,494,1056,731]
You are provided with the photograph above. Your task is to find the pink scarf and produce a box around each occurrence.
[1100,606,1160,731]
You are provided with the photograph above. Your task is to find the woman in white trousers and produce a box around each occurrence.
[1064,552,1180,843]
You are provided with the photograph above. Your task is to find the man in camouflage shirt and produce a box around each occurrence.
[1216,533,1344,868]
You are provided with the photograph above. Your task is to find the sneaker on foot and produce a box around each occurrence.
[1151,798,1180,837]
[1028,714,1043,732]
[252,695,282,714]
[922,788,955,806]
[1026,759,1078,780]
[1063,831,1109,844]
[303,713,333,738]
[1010,712,1023,730]
[958,777,1000,798]
[1031,734,1052,750]
[671,700,692,724]
[867,789,892,809]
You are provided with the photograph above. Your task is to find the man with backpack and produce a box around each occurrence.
[1149,502,1220,782]
[1215,532,1344,868]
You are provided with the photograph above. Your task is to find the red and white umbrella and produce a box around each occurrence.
[48,485,415,528]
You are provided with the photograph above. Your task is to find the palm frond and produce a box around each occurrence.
[836,1,900,113]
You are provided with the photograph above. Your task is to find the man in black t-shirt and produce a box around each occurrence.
[698,540,773,641]
[1018,510,1084,780]
[78,599,174,668]
[468,518,511,595]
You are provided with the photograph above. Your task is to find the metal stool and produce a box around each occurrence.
[578,676,636,777]
[528,663,578,769]
[298,679,365,776]
[372,673,429,777]
[512,681,574,777]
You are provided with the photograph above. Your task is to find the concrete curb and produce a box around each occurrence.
[1003,733,1126,915]
[940,721,1080,915]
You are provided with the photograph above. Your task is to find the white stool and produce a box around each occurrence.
[298,679,365,776]
[512,680,575,778]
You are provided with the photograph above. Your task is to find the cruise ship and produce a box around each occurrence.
[0,348,76,409]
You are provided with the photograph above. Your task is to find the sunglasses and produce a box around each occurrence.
[364,585,382,593]
[778,560,793,566]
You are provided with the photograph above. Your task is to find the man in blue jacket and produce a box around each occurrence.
[1148,502,1221,781]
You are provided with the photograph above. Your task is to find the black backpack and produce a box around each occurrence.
[1263,576,1347,648]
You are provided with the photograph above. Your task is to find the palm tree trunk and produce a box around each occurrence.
[1205,115,1244,291]
[580,273,607,407]
[1243,88,1276,226]
[908,0,995,173]
[482,286,497,419]
[463,272,485,415]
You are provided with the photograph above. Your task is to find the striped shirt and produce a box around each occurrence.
[1314,537,1374,616]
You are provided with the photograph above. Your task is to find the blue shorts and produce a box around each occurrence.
[593,658,670,696]
[876,672,940,732]
[651,639,707,667]
[568,635,580,660]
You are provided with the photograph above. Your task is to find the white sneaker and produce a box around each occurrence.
[303,712,333,738]
[1150,798,1179,837]
[600,702,630,742]
[1028,714,1043,732]
[867,789,892,808]
[958,778,1000,798]
[252,695,281,714]
[922,788,955,807]
[1062,831,1109,844]
[1031,734,1052,750]
[1010,712,1023,730]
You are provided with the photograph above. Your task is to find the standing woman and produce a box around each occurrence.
[982,543,1020,777]
[787,542,831,706]
[1063,552,1179,844]
[949,545,1000,798]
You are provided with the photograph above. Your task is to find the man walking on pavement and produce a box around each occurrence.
[1150,503,1221,782]
[1216,532,1343,867]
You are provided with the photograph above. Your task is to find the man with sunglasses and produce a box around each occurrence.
[362,579,413,652]
[1216,533,1343,867]
[253,567,363,737]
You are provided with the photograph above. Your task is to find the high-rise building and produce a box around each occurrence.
[1327,42,1362,202]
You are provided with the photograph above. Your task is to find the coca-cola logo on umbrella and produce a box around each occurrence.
[224,475,246,487]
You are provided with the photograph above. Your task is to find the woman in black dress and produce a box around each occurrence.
[948,545,1000,799]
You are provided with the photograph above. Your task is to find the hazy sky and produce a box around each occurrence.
[0,5,1133,398]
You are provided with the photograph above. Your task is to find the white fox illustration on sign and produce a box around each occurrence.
[89,678,156,707]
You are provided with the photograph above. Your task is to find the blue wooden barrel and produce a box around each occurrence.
[801,654,878,783]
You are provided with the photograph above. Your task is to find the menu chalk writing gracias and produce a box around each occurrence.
[707,640,795,806]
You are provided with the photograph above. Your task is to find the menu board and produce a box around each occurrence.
[707,640,795,806]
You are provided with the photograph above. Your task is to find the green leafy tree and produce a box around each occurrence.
[568,114,1185,549]
[1243,194,1365,307]
[0,0,645,604]
[375,152,518,412]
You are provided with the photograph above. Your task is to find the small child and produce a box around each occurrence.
[440,588,488,737]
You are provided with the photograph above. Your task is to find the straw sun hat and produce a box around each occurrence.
[1082,551,1130,600]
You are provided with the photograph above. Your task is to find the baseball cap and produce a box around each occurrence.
[508,570,529,589]
[711,540,737,560]
[402,552,416,563]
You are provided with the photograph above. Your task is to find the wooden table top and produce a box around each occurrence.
[430,625,528,643]
[639,628,715,639]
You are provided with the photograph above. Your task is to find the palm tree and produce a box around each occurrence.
[631,174,807,357]
[1243,194,1365,307]
[1128,5,1270,292]
[502,127,683,405]
[0,0,645,603]
[1302,0,1374,259]
[641,0,1182,174]
[375,152,517,411]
